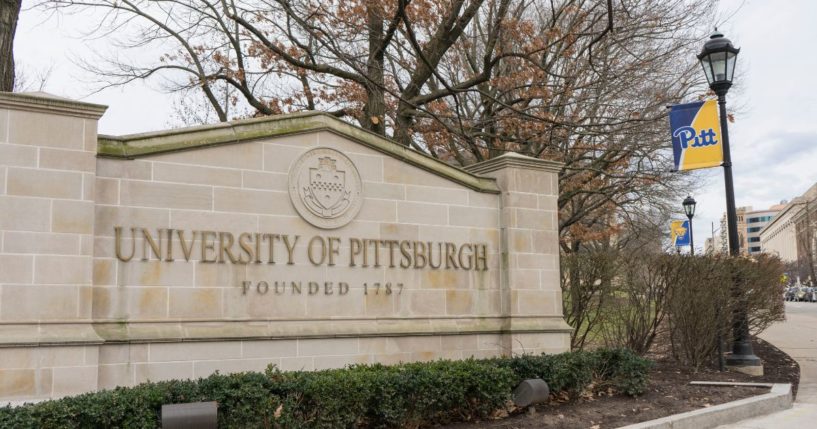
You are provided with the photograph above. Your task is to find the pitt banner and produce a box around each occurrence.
[669,99,723,171]
[670,220,690,247]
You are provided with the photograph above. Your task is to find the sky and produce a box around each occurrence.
[13,0,817,249]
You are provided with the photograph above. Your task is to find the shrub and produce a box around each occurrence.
[0,349,651,428]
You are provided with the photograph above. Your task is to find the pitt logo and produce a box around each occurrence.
[672,126,718,149]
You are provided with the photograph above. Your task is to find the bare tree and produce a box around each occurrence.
[1,0,22,91]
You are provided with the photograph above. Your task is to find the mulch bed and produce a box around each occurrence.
[443,338,799,429]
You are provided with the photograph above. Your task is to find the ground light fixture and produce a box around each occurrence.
[683,195,696,255]
[698,31,761,374]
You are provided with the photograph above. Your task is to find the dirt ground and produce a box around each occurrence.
[442,338,799,429]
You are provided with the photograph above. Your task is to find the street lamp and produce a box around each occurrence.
[698,31,762,374]
[683,196,696,255]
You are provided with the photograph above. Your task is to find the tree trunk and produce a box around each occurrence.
[363,5,386,135]
[0,0,22,91]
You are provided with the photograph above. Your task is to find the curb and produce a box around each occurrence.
[617,383,792,429]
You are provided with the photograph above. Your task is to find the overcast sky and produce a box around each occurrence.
[14,0,817,246]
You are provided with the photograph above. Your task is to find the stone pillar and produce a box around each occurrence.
[0,92,107,401]
[466,153,570,355]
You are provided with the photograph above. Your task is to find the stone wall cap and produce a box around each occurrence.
[98,110,501,193]
[465,151,564,175]
[0,91,108,119]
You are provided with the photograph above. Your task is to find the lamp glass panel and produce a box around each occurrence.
[700,57,714,85]
[712,51,728,82]
[726,51,737,82]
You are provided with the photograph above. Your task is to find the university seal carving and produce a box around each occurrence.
[288,147,363,229]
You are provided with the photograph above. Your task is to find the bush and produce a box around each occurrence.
[0,349,651,428]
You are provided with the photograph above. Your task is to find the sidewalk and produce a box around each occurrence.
[718,302,817,428]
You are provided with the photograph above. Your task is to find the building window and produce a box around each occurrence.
[748,227,762,233]
[748,217,759,223]
[749,246,761,252]
[749,237,760,243]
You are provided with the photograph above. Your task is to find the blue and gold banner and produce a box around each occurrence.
[669,99,723,171]
[670,220,690,247]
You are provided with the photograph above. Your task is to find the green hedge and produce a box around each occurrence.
[0,348,650,428]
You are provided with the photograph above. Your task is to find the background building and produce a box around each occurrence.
[760,183,817,282]
[713,204,783,255]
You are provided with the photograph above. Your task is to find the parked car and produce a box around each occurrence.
[785,286,798,301]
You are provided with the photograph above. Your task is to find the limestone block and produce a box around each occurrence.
[513,170,552,195]
[364,290,395,316]
[441,335,479,351]
[98,364,132,390]
[34,255,91,285]
[262,143,304,173]
[357,199,396,222]
[120,180,212,211]
[94,206,170,237]
[383,157,459,189]
[0,285,79,321]
[298,338,359,357]
[39,148,96,172]
[168,288,222,319]
[0,166,4,194]
[213,187,293,215]
[52,366,97,397]
[468,192,499,208]
[8,110,84,149]
[242,340,298,358]
[6,167,82,199]
[51,200,94,234]
[152,142,263,170]
[119,259,194,286]
[448,206,500,228]
[445,290,474,315]
[418,225,470,243]
[421,270,470,290]
[532,230,559,254]
[505,192,538,209]
[508,268,539,290]
[0,108,6,143]
[516,208,553,230]
[314,355,370,370]
[514,290,554,316]
[0,369,35,397]
[242,170,287,191]
[537,194,558,211]
[92,286,168,320]
[474,290,502,314]
[153,162,242,187]
[396,201,447,225]
[82,172,95,201]
[305,292,364,318]
[279,356,314,371]
[516,253,556,270]
[379,223,419,240]
[0,254,33,283]
[150,341,242,362]
[168,211,258,239]
[0,144,38,167]
[94,178,119,205]
[346,153,384,182]
[363,181,404,200]
[84,119,98,152]
[97,158,152,180]
[407,290,446,316]
[134,362,194,384]
[194,358,276,378]
[509,229,532,253]
[195,262,246,287]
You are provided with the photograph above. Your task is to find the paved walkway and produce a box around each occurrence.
[718,301,817,428]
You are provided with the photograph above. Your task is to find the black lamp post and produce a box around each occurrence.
[683,196,696,255]
[697,31,761,373]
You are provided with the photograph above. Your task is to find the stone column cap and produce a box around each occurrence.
[465,152,563,175]
[0,91,108,119]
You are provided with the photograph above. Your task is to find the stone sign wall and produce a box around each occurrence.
[0,92,569,402]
